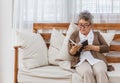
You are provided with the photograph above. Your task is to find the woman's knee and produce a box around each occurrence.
[94,67,106,74]
[84,69,93,76]
[93,62,107,75]
[76,67,93,76]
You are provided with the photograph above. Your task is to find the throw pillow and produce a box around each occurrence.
[56,22,78,61]
[100,32,115,46]
[48,29,65,65]
[17,31,48,69]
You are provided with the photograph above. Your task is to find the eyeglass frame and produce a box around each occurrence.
[78,23,91,29]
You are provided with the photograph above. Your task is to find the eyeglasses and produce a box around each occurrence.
[78,23,90,29]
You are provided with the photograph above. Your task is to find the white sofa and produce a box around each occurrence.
[15,23,120,83]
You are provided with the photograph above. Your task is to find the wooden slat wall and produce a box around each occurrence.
[33,23,120,63]
[33,23,69,33]
[33,23,120,31]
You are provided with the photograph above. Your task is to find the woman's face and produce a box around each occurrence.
[78,19,91,35]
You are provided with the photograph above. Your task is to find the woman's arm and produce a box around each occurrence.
[97,32,109,53]
[84,32,109,53]
[84,45,100,52]
[68,30,82,55]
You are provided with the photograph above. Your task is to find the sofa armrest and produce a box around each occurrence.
[14,45,22,83]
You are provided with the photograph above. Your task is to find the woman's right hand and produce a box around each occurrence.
[70,44,82,55]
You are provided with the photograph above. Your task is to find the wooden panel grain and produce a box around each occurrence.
[113,34,120,41]
[93,23,120,30]
[40,33,51,42]
[14,46,22,83]
[110,45,120,51]
[106,56,120,63]
[33,23,69,30]
[34,23,120,30]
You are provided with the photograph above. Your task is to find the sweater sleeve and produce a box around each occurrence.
[97,32,110,53]
[68,31,78,56]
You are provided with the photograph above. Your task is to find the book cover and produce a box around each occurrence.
[79,40,88,52]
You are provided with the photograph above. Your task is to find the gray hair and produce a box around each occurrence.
[78,10,94,24]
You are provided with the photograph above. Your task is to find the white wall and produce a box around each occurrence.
[0,0,14,83]
[0,1,2,82]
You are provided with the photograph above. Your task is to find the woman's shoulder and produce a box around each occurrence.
[93,31,101,36]
[72,30,79,35]
[71,30,79,37]
[93,31,99,34]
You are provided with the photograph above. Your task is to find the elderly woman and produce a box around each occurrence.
[69,11,114,83]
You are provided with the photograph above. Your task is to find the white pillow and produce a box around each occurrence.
[48,29,65,65]
[100,32,115,46]
[56,22,78,61]
[17,31,48,69]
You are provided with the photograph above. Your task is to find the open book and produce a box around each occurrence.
[69,39,88,56]
[69,39,88,47]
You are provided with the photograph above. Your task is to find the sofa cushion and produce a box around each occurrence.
[17,31,48,69]
[100,32,115,46]
[57,22,78,61]
[19,65,73,79]
[18,63,120,83]
[48,29,65,65]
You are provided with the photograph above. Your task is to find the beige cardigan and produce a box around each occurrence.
[68,30,114,71]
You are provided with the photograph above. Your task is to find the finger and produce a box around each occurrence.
[83,48,89,51]
[84,46,88,49]
[73,45,81,50]
[84,46,90,50]
[71,45,78,50]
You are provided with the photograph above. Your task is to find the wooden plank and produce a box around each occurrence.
[113,34,120,41]
[34,23,120,30]
[41,33,51,42]
[106,56,120,63]
[14,46,22,83]
[33,23,69,30]
[110,45,120,51]
[93,23,120,30]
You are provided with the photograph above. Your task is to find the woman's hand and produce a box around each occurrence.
[70,44,82,55]
[84,45,100,51]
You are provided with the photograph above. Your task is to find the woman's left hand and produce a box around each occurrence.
[84,45,100,51]
[84,45,93,51]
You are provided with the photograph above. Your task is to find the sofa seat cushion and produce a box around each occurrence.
[18,63,120,83]
[18,74,71,83]
[18,65,73,79]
